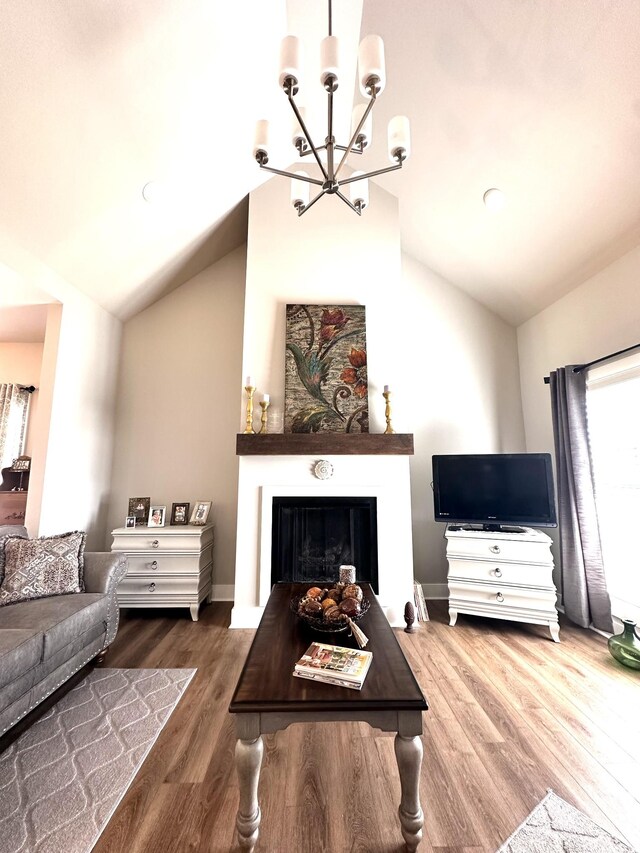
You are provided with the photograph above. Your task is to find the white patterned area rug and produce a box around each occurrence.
[497,790,635,852]
[0,668,195,853]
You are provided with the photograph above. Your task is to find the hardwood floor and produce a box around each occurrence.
[94,602,640,853]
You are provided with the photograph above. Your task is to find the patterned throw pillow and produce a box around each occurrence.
[0,531,86,607]
[0,529,28,586]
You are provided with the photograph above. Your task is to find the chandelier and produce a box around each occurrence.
[252,0,411,216]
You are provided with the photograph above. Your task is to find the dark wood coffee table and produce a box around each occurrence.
[229,583,429,851]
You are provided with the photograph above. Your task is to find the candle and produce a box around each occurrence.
[384,385,390,393]
[262,394,270,403]
[246,376,253,387]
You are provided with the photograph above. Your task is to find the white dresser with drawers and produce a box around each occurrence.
[111,524,214,621]
[445,526,560,642]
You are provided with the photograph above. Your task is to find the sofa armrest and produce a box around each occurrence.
[83,552,128,649]
[83,552,128,594]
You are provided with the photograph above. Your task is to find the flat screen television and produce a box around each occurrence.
[432,453,557,531]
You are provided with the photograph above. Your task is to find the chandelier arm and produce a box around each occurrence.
[336,190,362,216]
[338,160,403,185]
[288,95,329,180]
[259,164,324,185]
[333,94,376,180]
[327,89,335,180]
[299,188,328,216]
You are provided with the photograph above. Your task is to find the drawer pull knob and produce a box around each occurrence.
[490,545,501,554]
[148,582,156,592]
[496,592,504,602]
[151,540,160,548]
[493,567,502,577]
[150,560,158,570]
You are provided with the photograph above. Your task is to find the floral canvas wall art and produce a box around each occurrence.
[284,304,369,433]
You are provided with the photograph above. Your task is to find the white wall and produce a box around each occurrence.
[517,242,640,586]
[36,297,121,550]
[241,176,526,591]
[108,245,246,593]
[0,342,43,456]
[402,254,526,590]
[518,242,640,454]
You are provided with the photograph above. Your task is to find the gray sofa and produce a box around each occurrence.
[0,525,127,737]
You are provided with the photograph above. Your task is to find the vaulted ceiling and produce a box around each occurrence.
[1,0,639,325]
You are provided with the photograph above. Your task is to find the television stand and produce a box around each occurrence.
[445,526,560,642]
[448,524,526,534]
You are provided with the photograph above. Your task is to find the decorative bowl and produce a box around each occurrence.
[290,593,370,634]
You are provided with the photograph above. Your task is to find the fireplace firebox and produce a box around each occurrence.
[271,496,378,591]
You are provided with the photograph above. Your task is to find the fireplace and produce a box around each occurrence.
[271,496,379,590]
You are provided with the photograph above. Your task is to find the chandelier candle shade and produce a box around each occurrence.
[253,0,411,216]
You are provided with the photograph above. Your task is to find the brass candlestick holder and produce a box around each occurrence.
[259,400,270,434]
[244,386,256,434]
[383,390,395,434]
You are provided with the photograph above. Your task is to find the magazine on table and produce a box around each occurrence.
[293,670,364,691]
[293,641,373,688]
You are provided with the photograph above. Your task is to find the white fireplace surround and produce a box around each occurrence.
[231,454,415,628]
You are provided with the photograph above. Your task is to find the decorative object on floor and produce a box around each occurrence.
[127,497,150,526]
[608,620,640,669]
[383,385,395,434]
[170,502,190,525]
[285,304,368,433]
[147,505,166,527]
[243,377,255,434]
[252,0,411,216]
[497,790,633,852]
[0,668,195,853]
[258,394,270,434]
[190,500,211,525]
[404,601,416,633]
[0,530,86,606]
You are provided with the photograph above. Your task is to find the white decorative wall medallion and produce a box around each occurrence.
[314,459,334,480]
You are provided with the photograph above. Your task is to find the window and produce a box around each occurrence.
[587,352,640,622]
[0,384,30,470]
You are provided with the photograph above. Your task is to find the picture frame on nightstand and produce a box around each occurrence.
[171,502,190,525]
[148,505,166,527]
[128,497,150,526]
[190,501,211,525]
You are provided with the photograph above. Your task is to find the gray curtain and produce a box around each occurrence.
[549,367,613,632]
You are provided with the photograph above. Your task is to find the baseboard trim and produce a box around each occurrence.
[421,583,448,599]
[229,605,264,629]
[209,584,234,601]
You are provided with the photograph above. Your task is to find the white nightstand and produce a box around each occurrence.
[446,526,560,642]
[111,524,214,621]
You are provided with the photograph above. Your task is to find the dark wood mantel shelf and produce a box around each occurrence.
[236,433,414,456]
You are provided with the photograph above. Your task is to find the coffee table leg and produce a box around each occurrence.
[235,735,264,851]
[394,734,424,851]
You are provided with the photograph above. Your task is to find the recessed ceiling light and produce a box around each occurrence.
[142,181,161,203]
[483,188,506,212]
